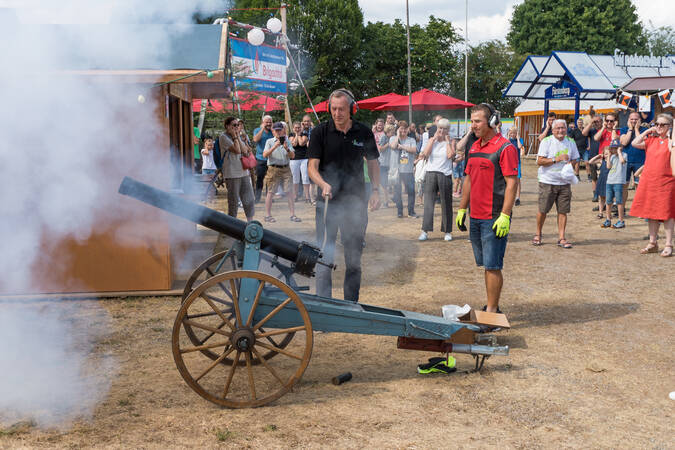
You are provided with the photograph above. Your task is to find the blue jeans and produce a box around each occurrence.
[469,217,508,270]
[606,183,624,205]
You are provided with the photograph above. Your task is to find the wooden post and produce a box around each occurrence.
[281,3,292,126]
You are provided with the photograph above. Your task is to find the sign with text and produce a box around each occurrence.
[545,80,579,99]
[230,38,287,94]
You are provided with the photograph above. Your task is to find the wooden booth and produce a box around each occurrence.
[2,24,230,297]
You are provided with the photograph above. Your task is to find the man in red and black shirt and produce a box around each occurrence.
[457,104,519,313]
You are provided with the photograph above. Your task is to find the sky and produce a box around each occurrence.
[361,0,673,45]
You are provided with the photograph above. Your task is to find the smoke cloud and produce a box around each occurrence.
[0,0,226,427]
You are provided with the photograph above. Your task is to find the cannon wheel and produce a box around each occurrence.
[172,270,313,408]
[181,252,295,364]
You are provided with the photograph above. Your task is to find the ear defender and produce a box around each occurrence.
[480,103,500,128]
[328,88,358,117]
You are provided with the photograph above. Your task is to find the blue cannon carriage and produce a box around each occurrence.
[119,177,508,408]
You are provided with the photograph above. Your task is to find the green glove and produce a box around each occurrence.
[456,209,467,231]
[492,213,511,238]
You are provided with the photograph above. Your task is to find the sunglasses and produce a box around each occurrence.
[605,120,615,123]
[655,123,669,127]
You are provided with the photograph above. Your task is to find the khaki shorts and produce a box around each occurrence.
[538,182,572,214]
[263,165,293,194]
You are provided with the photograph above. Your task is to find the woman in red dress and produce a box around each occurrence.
[631,113,675,257]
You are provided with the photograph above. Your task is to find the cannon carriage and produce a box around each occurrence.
[119,177,508,408]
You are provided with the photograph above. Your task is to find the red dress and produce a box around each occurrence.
[630,136,675,221]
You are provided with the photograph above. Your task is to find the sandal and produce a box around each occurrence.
[557,238,573,249]
[532,235,542,246]
[640,242,659,254]
[290,215,302,222]
[264,216,276,223]
[660,245,673,257]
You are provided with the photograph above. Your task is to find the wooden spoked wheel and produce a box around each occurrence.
[172,270,313,408]
[181,254,295,364]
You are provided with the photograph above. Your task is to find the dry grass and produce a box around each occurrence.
[1,161,673,448]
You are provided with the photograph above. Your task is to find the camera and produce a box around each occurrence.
[301,130,309,137]
[279,136,286,145]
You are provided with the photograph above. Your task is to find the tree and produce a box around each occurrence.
[644,25,675,56]
[466,41,522,116]
[507,0,646,55]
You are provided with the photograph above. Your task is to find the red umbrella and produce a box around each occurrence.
[305,100,328,113]
[192,93,284,113]
[357,92,405,110]
[374,88,474,111]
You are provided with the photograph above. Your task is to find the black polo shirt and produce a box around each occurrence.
[308,119,379,201]
[568,127,588,151]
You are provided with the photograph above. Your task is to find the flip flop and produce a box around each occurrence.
[532,235,542,246]
[557,238,573,249]
[661,245,673,257]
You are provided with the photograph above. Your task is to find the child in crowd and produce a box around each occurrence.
[200,138,217,175]
[602,139,627,228]
[588,147,610,221]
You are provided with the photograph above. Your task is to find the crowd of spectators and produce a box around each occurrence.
[194,106,675,258]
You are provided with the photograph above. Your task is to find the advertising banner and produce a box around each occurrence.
[230,37,287,94]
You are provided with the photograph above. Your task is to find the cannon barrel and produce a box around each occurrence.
[118,176,321,276]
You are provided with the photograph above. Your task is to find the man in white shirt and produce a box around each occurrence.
[262,122,300,223]
[534,119,580,248]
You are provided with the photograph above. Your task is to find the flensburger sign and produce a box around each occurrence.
[545,80,578,99]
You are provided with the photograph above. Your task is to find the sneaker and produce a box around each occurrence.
[409,213,419,218]
[613,220,625,229]
[601,219,611,228]
[592,196,598,202]
[397,213,403,218]
[592,206,599,211]
[417,356,457,374]
[444,233,453,241]
[515,198,521,206]
[418,231,428,241]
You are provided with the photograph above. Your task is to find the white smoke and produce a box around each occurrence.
[0,0,227,427]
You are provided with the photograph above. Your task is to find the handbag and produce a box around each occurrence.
[241,152,257,170]
[414,158,427,183]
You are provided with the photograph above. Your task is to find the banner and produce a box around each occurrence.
[544,80,578,99]
[616,91,633,110]
[639,95,651,112]
[658,89,672,108]
[230,38,287,94]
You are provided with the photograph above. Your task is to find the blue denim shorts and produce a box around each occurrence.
[605,183,624,205]
[469,217,508,270]
[581,149,590,161]
[202,168,216,175]
[625,162,642,184]
[452,161,464,179]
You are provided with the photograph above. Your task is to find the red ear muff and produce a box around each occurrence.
[329,88,357,117]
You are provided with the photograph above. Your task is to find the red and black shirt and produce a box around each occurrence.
[464,134,519,220]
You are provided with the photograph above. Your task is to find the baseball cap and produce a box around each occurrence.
[272,121,285,130]
[608,139,621,148]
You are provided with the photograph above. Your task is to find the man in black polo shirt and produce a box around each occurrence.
[308,89,381,302]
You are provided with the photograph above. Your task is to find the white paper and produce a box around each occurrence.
[639,95,651,112]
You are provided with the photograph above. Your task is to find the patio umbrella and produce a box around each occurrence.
[305,100,329,113]
[192,93,284,113]
[357,92,405,110]
[374,88,474,111]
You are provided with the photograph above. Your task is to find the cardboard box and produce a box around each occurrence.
[458,309,510,329]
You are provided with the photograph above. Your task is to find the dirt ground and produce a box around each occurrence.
[2,160,674,449]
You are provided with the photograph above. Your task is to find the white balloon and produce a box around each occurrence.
[266,17,282,33]
[247,28,265,46]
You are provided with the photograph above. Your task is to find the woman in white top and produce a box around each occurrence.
[419,118,456,241]
[219,117,255,221]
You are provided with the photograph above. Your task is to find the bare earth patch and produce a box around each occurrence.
[2,161,673,448]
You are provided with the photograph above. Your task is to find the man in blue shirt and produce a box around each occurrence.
[619,111,648,209]
[253,115,274,202]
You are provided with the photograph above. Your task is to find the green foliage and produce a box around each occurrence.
[466,41,522,116]
[216,429,235,441]
[507,0,646,55]
[644,25,675,56]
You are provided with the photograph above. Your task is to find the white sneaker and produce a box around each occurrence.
[418,231,428,241]
[444,233,453,241]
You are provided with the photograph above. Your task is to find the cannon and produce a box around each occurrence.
[119,177,509,408]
